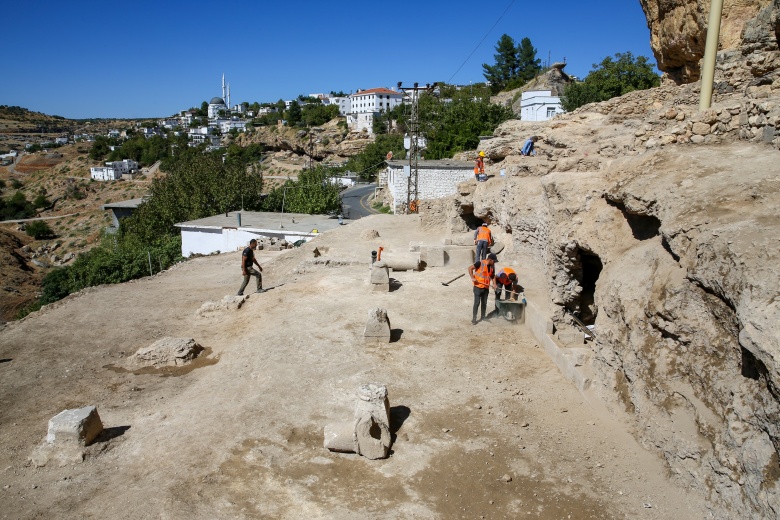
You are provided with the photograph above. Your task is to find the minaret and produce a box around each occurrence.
[222,74,226,103]
[227,83,231,109]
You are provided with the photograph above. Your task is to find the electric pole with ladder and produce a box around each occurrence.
[397,82,436,214]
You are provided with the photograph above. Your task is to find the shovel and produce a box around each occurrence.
[441,273,465,286]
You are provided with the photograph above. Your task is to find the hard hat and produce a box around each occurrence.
[478,151,485,157]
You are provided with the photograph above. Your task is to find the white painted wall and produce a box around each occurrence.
[179,226,316,257]
[385,164,474,214]
[520,90,564,121]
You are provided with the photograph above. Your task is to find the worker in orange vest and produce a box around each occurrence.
[494,266,520,302]
[468,253,497,325]
[473,222,494,261]
[474,151,485,181]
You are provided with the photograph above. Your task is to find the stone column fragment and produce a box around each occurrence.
[364,308,391,344]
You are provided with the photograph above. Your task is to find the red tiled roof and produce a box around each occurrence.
[352,88,402,97]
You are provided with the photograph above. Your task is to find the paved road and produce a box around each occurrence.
[340,183,378,220]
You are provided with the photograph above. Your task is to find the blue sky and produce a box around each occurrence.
[1,0,654,119]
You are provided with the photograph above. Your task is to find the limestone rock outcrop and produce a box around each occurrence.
[639,0,780,85]
[437,77,780,517]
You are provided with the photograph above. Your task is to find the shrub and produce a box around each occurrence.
[25,220,54,239]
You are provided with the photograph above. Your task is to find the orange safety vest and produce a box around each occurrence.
[473,260,494,289]
[476,226,492,243]
[496,267,516,286]
[474,156,484,174]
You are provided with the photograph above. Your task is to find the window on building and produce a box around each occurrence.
[547,107,557,118]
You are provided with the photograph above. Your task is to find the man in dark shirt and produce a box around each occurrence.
[237,239,263,296]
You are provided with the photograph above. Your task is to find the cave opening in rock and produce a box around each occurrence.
[458,203,486,230]
[741,346,765,380]
[606,199,661,240]
[578,249,603,326]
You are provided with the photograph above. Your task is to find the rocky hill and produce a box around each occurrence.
[491,62,573,115]
[425,4,780,515]
[237,118,375,173]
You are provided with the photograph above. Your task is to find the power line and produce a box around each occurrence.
[447,0,516,84]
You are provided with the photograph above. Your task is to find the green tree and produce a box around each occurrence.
[0,191,36,220]
[121,153,264,243]
[89,135,110,160]
[302,104,339,126]
[482,34,519,93]
[344,134,406,180]
[261,166,341,214]
[516,37,542,83]
[33,193,50,208]
[561,52,660,112]
[287,101,302,126]
[25,220,53,239]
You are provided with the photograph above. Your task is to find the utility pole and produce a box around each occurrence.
[397,81,436,214]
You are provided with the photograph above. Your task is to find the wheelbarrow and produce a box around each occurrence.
[495,297,525,323]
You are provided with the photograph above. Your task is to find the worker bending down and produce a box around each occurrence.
[468,253,497,325]
[494,267,520,301]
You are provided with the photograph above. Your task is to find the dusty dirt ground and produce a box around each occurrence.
[0,214,709,519]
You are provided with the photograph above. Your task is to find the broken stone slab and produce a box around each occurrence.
[370,262,390,283]
[364,308,391,343]
[444,245,475,266]
[46,406,103,446]
[324,383,392,460]
[128,337,204,368]
[30,406,104,467]
[422,246,445,267]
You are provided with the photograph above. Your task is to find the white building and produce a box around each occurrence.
[159,118,180,129]
[382,160,474,214]
[208,97,228,119]
[90,159,139,181]
[54,137,68,145]
[346,87,404,133]
[327,96,351,116]
[188,126,221,147]
[520,90,564,121]
[175,211,342,257]
[218,118,247,133]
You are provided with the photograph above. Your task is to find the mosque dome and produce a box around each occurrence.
[210,97,225,105]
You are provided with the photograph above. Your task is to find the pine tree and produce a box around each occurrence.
[516,37,542,83]
[482,34,519,93]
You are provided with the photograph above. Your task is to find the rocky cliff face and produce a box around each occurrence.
[435,77,780,517]
[236,119,373,169]
[640,0,779,85]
